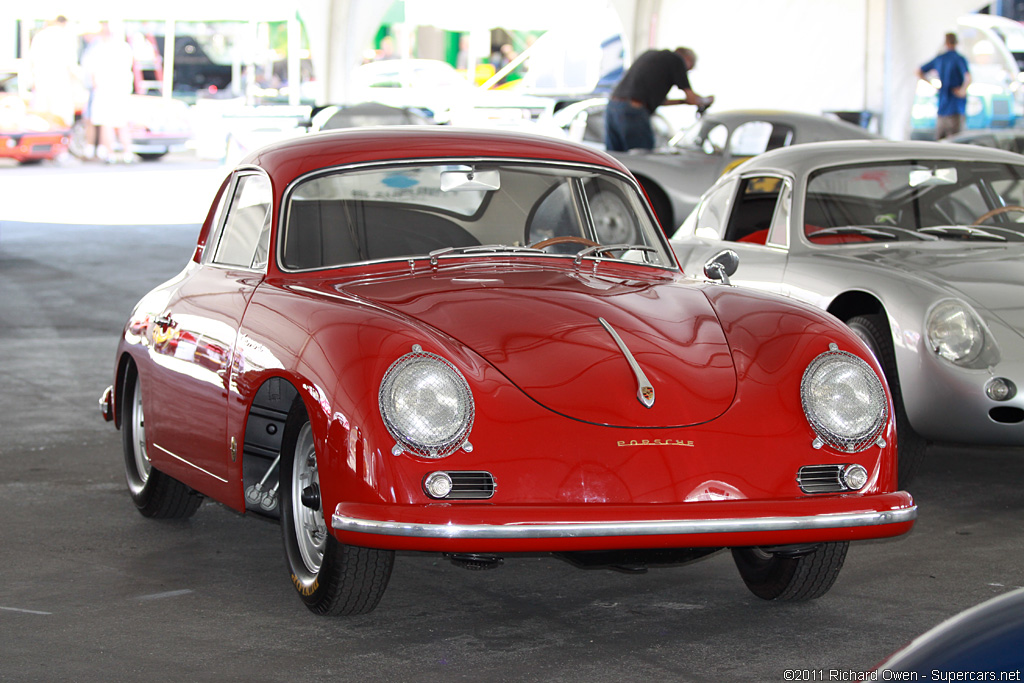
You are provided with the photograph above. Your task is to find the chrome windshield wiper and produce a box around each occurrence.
[573,243,656,265]
[807,226,938,241]
[429,244,544,266]
[918,226,1007,242]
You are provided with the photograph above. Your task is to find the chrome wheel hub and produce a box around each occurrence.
[129,379,151,492]
[291,423,327,574]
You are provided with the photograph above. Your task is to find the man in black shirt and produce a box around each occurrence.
[605,47,713,152]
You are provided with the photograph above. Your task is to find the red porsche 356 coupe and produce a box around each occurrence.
[100,127,915,615]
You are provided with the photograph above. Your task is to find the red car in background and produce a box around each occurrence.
[99,127,916,616]
[0,73,69,163]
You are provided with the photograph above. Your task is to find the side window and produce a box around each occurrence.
[690,178,739,239]
[729,122,795,156]
[724,176,784,244]
[767,179,792,247]
[937,184,995,225]
[527,182,581,249]
[212,174,273,270]
[704,124,728,154]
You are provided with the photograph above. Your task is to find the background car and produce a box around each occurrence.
[910,80,1017,140]
[671,139,1024,485]
[550,96,676,150]
[945,127,1024,153]
[99,127,914,616]
[121,93,193,160]
[67,93,193,162]
[612,109,883,232]
[311,101,435,130]
[349,58,477,121]
[876,587,1024,673]
[0,66,69,164]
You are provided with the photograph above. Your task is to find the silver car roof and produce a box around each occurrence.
[724,139,1024,180]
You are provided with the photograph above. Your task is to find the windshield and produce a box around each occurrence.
[803,160,1024,244]
[281,162,672,270]
[669,120,727,155]
[993,23,1024,53]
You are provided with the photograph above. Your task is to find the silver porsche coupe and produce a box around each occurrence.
[671,140,1024,485]
[613,110,882,232]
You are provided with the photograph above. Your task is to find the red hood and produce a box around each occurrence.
[342,265,737,427]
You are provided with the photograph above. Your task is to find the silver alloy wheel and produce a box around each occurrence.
[128,377,151,493]
[291,422,327,574]
[590,191,636,244]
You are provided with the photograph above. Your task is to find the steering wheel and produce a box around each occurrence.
[974,205,1024,225]
[529,236,600,250]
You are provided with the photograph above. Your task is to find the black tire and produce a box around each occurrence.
[846,314,927,487]
[279,404,394,616]
[121,366,203,518]
[639,179,673,236]
[137,152,168,162]
[732,542,848,601]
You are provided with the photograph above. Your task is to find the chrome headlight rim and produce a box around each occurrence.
[925,298,986,367]
[801,346,889,454]
[378,348,474,459]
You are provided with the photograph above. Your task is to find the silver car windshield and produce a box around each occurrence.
[281,162,672,271]
[804,160,1024,244]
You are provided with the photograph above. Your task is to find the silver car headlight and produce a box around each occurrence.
[926,299,985,366]
[801,346,888,453]
[379,347,474,458]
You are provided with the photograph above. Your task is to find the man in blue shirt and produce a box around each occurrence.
[918,32,972,139]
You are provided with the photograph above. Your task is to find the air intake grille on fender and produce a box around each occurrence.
[797,465,845,494]
[447,471,496,499]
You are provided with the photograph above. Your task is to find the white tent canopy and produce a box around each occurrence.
[3,0,1003,137]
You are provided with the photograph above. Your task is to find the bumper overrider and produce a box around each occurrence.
[333,493,916,552]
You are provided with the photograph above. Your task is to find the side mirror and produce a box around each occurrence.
[703,249,739,285]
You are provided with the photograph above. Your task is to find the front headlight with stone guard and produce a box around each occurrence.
[801,346,888,453]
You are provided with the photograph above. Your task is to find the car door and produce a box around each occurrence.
[671,173,791,295]
[144,171,272,493]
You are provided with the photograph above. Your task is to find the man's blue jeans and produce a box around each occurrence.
[605,99,654,152]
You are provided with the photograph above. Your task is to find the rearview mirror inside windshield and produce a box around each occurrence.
[440,168,500,191]
[909,167,957,187]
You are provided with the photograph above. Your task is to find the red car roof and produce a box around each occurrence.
[243,126,630,184]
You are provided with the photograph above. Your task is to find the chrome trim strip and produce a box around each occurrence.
[599,317,655,408]
[153,443,229,483]
[332,506,917,539]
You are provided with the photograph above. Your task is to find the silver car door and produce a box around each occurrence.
[671,174,791,295]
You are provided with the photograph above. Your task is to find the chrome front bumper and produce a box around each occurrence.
[333,497,917,541]
[99,385,114,422]
[335,508,917,540]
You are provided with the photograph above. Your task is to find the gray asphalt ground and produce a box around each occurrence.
[1,156,1023,682]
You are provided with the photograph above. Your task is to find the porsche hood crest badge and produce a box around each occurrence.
[598,317,656,408]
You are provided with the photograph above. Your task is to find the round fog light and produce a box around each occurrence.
[986,377,1017,402]
[842,464,869,491]
[423,472,453,499]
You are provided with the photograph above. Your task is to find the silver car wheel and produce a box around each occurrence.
[121,366,203,518]
[127,375,151,494]
[290,422,327,574]
[590,190,637,244]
